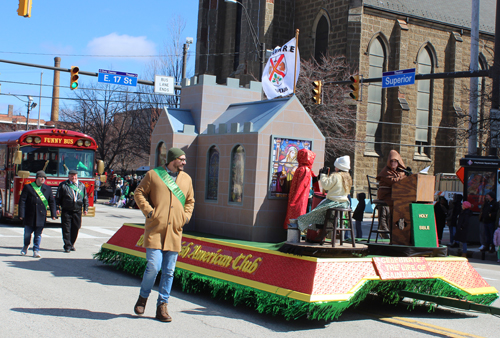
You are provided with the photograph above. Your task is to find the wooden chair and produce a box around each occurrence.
[324,207,356,247]
[366,175,392,243]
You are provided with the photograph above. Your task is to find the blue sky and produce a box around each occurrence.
[0,1,199,122]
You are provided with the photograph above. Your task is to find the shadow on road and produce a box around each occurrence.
[1,251,141,288]
[10,307,138,320]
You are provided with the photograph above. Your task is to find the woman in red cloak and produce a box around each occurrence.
[283,149,319,229]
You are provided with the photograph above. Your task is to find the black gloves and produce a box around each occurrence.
[319,167,329,175]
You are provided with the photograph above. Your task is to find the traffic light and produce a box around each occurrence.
[312,80,322,105]
[17,0,32,17]
[349,75,360,100]
[70,66,79,90]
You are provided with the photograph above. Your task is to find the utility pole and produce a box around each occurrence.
[38,72,43,129]
[469,0,480,155]
[490,0,500,155]
[182,37,193,80]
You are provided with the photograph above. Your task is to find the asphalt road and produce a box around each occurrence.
[1,204,499,337]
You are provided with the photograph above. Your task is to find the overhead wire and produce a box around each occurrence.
[0,79,472,132]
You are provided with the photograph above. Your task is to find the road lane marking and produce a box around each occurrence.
[361,311,484,338]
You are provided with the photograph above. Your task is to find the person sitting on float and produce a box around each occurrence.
[376,150,410,237]
[297,155,352,232]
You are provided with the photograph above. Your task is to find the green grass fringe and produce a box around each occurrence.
[93,248,498,320]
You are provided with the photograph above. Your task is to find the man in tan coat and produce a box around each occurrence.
[133,147,195,322]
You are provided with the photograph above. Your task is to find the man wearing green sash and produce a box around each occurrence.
[134,147,195,322]
[19,171,57,258]
[56,170,89,253]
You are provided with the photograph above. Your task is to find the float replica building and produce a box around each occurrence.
[96,76,499,320]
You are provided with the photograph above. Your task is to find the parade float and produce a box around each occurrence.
[95,75,498,320]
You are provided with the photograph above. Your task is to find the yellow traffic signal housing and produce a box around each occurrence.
[312,80,323,105]
[70,66,79,90]
[17,0,32,18]
[349,75,360,100]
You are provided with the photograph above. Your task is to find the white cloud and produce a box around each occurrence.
[87,33,157,61]
[40,42,74,55]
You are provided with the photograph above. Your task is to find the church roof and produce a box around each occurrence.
[364,0,495,34]
[208,97,294,134]
[165,108,197,134]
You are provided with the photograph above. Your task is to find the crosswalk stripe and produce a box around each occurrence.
[84,227,118,236]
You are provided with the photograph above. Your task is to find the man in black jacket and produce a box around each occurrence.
[478,191,498,252]
[19,171,57,258]
[56,170,88,253]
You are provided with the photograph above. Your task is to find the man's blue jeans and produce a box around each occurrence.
[24,226,43,251]
[140,249,178,306]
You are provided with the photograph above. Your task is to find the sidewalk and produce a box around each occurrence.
[360,213,499,263]
[447,244,499,262]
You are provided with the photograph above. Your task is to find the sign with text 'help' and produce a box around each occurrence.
[98,69,138,87]
[382,68,415,88]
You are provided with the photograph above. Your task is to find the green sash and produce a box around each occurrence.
[31,182,49,210]
[153,166,186,208]
[69,182,84,198]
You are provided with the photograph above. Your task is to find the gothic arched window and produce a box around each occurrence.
[229,145,245,203]
[206,146,219,200]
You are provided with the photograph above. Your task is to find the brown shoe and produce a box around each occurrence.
[134,295,148,315]
[156,303,172,322]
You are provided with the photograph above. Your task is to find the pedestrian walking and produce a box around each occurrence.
[493,222,500,263]
[455,201,473,257]
[19,171,57,258]
[478,192,498,252]
[133,147,195,322]
[94,173,101,203]
[446,194,462,247]
[434,196,449,244]
[56,170,88,253]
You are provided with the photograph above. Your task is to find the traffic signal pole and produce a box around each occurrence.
[0,58,182,90]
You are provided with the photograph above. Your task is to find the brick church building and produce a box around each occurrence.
[195,0,496,194]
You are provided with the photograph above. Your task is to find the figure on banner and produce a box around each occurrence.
[277,145,298,193]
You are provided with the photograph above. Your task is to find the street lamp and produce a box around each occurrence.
[26,96,37,130]
[225,0,265,75]
[182,37,193,80]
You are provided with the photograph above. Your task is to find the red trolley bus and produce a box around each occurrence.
[0,129,104,219]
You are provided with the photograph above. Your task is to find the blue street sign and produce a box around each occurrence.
[382,68,415,88]
[98,69,138,87]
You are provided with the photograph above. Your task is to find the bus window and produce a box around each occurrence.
[20,146,59,176]
[59,149,94,178]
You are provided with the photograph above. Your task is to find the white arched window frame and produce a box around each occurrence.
[415,46,434,158]
[366,36,386,154]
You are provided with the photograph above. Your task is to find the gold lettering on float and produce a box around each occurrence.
[136,234,144,247]
[180,242,262,274]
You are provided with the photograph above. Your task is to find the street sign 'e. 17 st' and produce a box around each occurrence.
[98,69,138,87]
[382,68,415,88]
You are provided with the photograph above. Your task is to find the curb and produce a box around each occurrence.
[448,247,499,262]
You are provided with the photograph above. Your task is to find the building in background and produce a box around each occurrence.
[195,0,496,194]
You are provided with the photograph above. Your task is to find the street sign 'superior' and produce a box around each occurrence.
[98,69,138,87]
[154,75,175,95]
[382,68,415,88]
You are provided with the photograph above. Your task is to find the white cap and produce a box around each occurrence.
[334,155,350,171]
